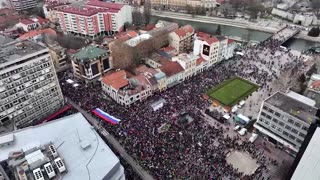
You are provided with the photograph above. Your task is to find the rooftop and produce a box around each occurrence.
[0,40,46,66]
[102,70,129,90]
[0,113,125,180]
[19,28,57,40]
[73,45,108,62]
[265,92,318,124]
[159,61,184,77]
[86,0,124,10]
[125,34,152,47]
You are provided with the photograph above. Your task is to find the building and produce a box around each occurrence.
[0,40,64,129]
[254,91,319,155]
[71,45,110,82]
[8,0,37,11]
[101,67,163,106]
[304,74,320,108]
[158,61,184,88]
[18,28,57,41]
[150,0,219,9]
[16,16,49,32]
[225,39,236,60]
[48,43,68,70]
[216,36,228,62]
[168,25,194,54]
[43,1,70,23]
[171,53,198,80]
[193,35,219,67]
[286,121,320,180]
[0,113,125,180]
[56,1,132,38]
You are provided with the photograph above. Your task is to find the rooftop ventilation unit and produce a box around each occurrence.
[54,157,66,173]
[44,162,56,179]
[33,168,44,180]
[49,145,58,157]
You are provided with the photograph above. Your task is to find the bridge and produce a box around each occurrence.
[267,26,300,45]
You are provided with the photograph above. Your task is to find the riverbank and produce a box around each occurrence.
[151,10,320,43]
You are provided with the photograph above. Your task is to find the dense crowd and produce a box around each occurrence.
[57,36,302,179]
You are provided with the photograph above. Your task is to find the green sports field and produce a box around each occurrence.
[207,77,259,106]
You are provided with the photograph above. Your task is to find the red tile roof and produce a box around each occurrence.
[58,6,102,16]
[86,0,124,10]
[35,16,49,24]
[196,57,206,66]
[141,24,155,31]
[102,70,128,90]
[205,37,219,45]
[182,24,194,34]
[227,39,235,44]
[174,29,186,38]
[159,61,184,77]
[18,28,57,40]
[196,31,211,39]
[20,19,36,25]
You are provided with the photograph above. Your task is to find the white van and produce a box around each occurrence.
[231,106,238,113]
[238,100,245,108]
[249,133,258,143]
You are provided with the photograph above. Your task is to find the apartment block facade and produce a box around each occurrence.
[56,1,132,38]
[254,91,319,155]
[9,0,37,11]
[169,25,194,54]
[0,40,64,128]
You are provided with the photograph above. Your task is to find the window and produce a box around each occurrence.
[289,135,296,140]
[266,115,272,120]
[296,139,303,144]
[299,132,306,138]
[268,109,274,114]
[292,128,298,134]
[294,122,301,128]
[277,127,283,132]
[285,125,292,131]
[265,120,270,125]
[272,118,278,123]
[283,131,289,136]
[275,112,281,117]
[302,126,309,131]
[271,124,276,129]
[288,119,294,124]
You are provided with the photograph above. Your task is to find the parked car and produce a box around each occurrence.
[249,133,258,143]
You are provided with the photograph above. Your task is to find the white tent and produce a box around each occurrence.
[66,79,74,84]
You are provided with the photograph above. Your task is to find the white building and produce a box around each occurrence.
[8,0,37,11]
[168,25,194,54]
[172,53,198,80]
[254,91,319,155]
[0,40,64,128]
[57,2,132,38]
[0,113,125,180]
[193,36,219,67]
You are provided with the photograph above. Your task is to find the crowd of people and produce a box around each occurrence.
[57,35,303,179]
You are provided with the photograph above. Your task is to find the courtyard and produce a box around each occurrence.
[207,77,259,107]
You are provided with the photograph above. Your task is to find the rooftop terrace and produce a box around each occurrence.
[265,92,318,124]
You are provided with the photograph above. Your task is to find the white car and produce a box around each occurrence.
[233,125,241,131]
[238,128,247,136]
[237,100,246,108]
[231,106,238,113]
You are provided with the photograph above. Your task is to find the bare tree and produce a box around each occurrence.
[311,0,320,17]
[132,9,145,26]
[143,0,151,24]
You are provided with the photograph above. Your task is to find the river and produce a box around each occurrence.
[151,16,320,51]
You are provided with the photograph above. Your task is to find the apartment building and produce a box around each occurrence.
[150,0,218,9]
[56,1,132,38]
[169,25,194,54]
[0,40,64,128]
[48,43,68,70]
[171,53,198,80]
[193,35,219,67]
[71,45,110,82]
[101,66,163,106]
[254,91,319,155]
[8,0,37,11]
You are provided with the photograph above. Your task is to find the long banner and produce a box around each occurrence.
[92,108,121,124]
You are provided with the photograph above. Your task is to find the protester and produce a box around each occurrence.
[57,36,300,179]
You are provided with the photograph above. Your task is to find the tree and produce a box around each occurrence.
[132,10,145,26]
[308,27,320,37]
[123,22,132,31]
[311,0,320,17]
[247,0,265,20]
[143,0,151,24]
[216,25,221,35]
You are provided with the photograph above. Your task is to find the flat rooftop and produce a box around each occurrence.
[291,127,320,180]
[0,40,46,65]
[0,113,125,180]
[265,92,318,123]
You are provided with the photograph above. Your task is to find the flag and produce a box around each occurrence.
[92,108,121,124]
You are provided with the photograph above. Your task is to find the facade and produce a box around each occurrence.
[150,0,219,9]
[48,43,68,70]
[16,17,49,32]
[168,25,194,54]
[0,113,125,180]
[171,53,198,80]
[101,67,163,106]
[0,40,64,128]
[43,1,69,23]
[158,61,184,88]
[225,39,236,60]
[304,74,320,108]
[193,36,219,67]
[71,45,110,82]
[8,0,37,11]
[56,1,132,38]
[216,36,228,62]
[254,91,319,155]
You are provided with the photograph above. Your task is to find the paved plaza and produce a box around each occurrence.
[226,151,259,175]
